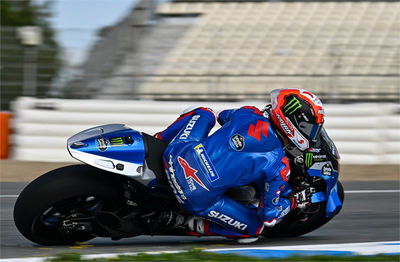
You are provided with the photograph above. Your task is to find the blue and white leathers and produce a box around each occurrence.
[159,107,293,237]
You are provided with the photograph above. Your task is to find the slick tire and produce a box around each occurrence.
[14,165,125,245]
[263,181,344,238]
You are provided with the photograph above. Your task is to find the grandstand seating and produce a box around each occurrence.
[135,2,399,100]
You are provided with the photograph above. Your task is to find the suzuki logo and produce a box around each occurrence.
[247,120,269,141]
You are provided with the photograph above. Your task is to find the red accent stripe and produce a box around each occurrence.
[290,197,297,209]
[198,107,216,123]
[255,224,264,236]
[156,111,196,140]
[226,234,251,238]
[264,218,277,225]
[247,120,269,141]
[186,231,201,236]
[204,220,211,235]
[279,156,290,182]
[242,106,264,116]
[155,132,163,140]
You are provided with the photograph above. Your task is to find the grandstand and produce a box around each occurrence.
[75,0,399,101]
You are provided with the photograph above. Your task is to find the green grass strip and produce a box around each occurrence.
[47,249,399,262]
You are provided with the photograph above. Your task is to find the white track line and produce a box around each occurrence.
[207,240,400,256]
[0,241,398,262]
[345,190,400,194]
[0,195,19,198]
[1,190,399,198]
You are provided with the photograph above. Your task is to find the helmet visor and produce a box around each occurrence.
[298,121,322,142]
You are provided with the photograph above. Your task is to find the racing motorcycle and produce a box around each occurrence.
[14,124,344,245]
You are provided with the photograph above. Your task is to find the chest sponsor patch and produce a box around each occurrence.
[194,144,220,182]
[229,134,244,151]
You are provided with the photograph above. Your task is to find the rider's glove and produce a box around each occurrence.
[288,187,316,210]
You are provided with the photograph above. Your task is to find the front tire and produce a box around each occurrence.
[14,165,125,245]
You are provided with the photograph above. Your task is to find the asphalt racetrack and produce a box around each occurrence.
[1,181,399,259]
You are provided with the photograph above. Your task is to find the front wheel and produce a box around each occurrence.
[263,181,344,237]
[14,165,125,245]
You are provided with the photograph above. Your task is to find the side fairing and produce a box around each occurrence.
[67,124,152,182]
[307,161,342,218]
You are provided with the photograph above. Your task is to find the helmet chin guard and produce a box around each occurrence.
[270,89,324,151]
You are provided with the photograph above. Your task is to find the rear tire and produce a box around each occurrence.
[263,181,344,237]
[14,165,125,245]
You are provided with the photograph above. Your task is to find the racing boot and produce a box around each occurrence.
[141,211,205,235]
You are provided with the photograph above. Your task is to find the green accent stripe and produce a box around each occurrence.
[306,153,313,168]
[284,97,302,115]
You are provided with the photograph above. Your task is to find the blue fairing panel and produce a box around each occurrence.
[67,124,148,181]
[307,162,342,218]
[326,183,343,217]
[311,191,327,203]
[74,128,145,163]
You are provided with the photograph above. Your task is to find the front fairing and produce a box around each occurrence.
[67,124,151,182]
[306,128,342,217]
[285,127,343,218]
[307,162,342,217]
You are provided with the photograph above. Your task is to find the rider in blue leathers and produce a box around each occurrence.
[153,89,325,238]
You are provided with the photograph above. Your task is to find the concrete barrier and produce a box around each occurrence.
[10,97,400,164]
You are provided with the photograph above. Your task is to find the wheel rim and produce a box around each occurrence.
[32,195,108,243]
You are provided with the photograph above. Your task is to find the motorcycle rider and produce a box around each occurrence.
[149,88,325,239]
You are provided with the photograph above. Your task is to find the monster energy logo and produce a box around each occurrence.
[305,153,313,168]
[110,137,124,146]
[284,97,302,115]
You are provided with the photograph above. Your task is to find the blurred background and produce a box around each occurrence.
[0,0,399,170]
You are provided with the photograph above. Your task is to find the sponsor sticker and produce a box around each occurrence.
[208,210,248,231]
[276,114,292,136]
[179,115,200,140]
[178,156,209,191]
[110,136,124,146]
[322,163,333,176]
[278,206,291,219]
[229,134,244,151]
[96,137,108,151]
[305,152,313,168]
[307,147,321,153]
[194,144,220,182]
[284,97,302,115]
[306,153,328,168]
[314,154,327,161]
[166,155,187,203]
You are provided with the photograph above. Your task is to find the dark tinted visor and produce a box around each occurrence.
[298,121,322,141]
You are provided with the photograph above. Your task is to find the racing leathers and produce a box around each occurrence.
[156,106,294,237]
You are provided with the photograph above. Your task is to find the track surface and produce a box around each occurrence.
[1,181,399,259]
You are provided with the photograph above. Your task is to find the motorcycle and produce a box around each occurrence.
[14,124,344,245]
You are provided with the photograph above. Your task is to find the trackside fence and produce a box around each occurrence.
[10,97,400,165]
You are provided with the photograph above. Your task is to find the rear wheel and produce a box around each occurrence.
[14,165,125,245]
[263,181,344,237]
